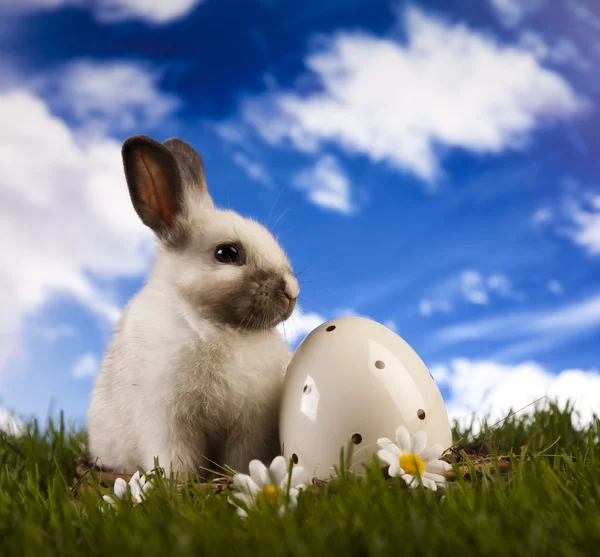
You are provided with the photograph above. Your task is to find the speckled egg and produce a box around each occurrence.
[279,316,453,480]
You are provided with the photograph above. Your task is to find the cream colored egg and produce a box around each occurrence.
[279,316,453,481]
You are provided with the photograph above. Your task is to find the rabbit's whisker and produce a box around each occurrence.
[266,188,285,226]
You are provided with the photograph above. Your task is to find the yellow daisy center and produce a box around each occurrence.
[256,485,284,509]
[399,453,425,476]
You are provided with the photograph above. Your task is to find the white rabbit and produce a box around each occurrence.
[86,135,299,477]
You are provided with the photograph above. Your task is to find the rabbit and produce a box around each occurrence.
[86,134,299,477]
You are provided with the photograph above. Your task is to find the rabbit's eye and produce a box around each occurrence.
[215,244,241,264]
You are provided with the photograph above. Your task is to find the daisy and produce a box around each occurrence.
[103,470,154,509]
[377,426,452,491]
[229,456,308,518]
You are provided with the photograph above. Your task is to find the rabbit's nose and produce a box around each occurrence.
[281,276,299,301]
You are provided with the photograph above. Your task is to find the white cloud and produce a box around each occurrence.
[335,308,372,319]
[419,298,452,317]
[433,291,600,357]
[564,193,600,256]
[333,308,399,333]
[232,152,272,187]
[547,279,564,295]
[429,364,451,384]
[71,353,100,379]
[488,0,526,27]
[435,358,600,431]
[0,0,67,11]
[519,31,588,69]
[0,408,23,435]
[536,184,600,256]
[281,307,398,345]
[277,306,326,346]
[421,270,520,316]
[538,291,600,330]
[93,0,205,24]
[293,156,354,214]
[34,60,180,134]
[215,122,249,145]
[566,0,600,33]
[241,6,586,184]
[460,271,490,305]
[488,0,543,27]
[383,319,398,332]
[33,325,77,342]
[532,207,553,226]
[487,273,523,300]
[0,0,205,24]
[0,89,156,370]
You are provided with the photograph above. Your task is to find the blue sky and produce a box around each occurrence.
[1,0,599,432]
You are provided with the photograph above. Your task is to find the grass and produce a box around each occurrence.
[1,401,599,556]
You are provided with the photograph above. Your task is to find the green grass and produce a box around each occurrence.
[1,401,599,556]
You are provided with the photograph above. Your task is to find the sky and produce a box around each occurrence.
[0,0,599,434]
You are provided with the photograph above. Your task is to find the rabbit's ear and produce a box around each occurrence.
[122,135,185,239]
[163,138,214,210]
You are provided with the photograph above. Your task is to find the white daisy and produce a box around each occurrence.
[229,456,308,518]
[103,470,153,509]
[377,426,452,491]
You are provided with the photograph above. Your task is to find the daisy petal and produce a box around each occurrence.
[228,494,252,518]
[113,478,127,499]
[140,481,154,499]
[377,449,397,467]
[419,444,443,462]
[249,460,270,488]
[423,472,446,486]
[388,460,403,478]
[288,487,299,499]
[377,438,402,457]
[269,456,288,487]
[411,431,427,455]
[103,495,116,505]
[235,506,248,518]
[232,492,253,507]
[290,465,308,488]
[426,460,452,474]
[129,481,141,501]
[233,473,260,495]
[402,474,417,487]
[376,437,393,448]
[395,426,411,454]
[422,476,438,491]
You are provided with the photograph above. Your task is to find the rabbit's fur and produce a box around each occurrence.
[86,135,299,476]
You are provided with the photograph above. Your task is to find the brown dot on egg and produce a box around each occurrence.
[292,453,299,464]
[375,360,385,369]
[351,433,362,445]
[326,325,336,332]
[417,409,426,420]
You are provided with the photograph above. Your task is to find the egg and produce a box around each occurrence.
[279,316,453,480]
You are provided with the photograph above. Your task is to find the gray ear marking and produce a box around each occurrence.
[163,137,214,210]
